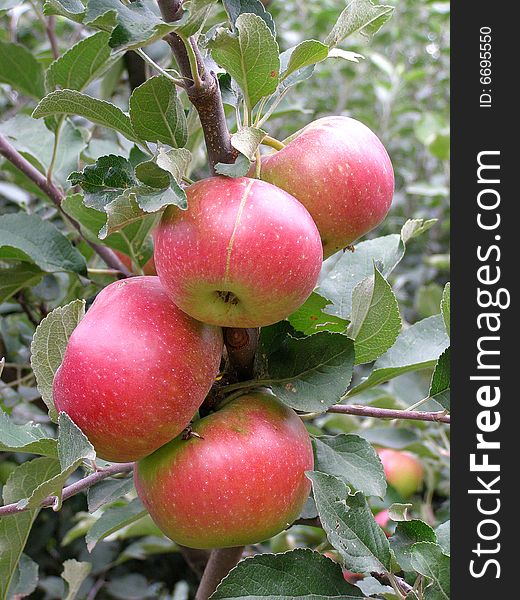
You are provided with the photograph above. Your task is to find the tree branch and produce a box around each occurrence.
[0,133,133,278]
[156,0,236,170]
[194,547,244,600]
[223,328,260,381]
[0,462,134,517]
[326,404,450,424]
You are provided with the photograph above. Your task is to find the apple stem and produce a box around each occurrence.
[262,135,286,151]
[194,546,245,600]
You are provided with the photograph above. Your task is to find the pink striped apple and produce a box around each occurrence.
[53,276,223,462]
[153,176,323,327]
[259,116,394,257]
[135,392,314,549]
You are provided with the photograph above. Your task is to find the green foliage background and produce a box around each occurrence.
[1,1,450,598]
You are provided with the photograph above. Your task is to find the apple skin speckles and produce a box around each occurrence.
[259,116,395,258]
[53,276,223,462]
[154,176,323,328]
[135,392,314,549]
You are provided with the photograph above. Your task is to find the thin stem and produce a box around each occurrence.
[0,463,133,517]
[194,547,244,600]
[261,135,285,151]
[134,48,187,87]
[407,395,433,411]
[326,404,450,424]
[88,268,121,277]
[254,147,262,178]
[183,36,203,88]
[47,116,63,183]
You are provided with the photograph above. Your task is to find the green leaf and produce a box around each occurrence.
[84,0,215,50]
[211,549,363,599]
[428,348,450,410]
[87,477,135,513]
[288,292,348,336]
[313,434,386,497]
[387,503,413,522]
[33,90,139,143]
[389,520,437,571]
[0,262,43,304]
[348,315,450,396]
[230,126,266,160]
[0,457,61,600]
[62,559,91,600]
[214,153,251,178]
[30,299,85,421]
[282,40,329,80]
[222,0,276,35]
[129,76,188,148]
[260,331,354,412]
[0,213,87,276]
[136,147,192,186]
[209,13,280,110]
[410,542,450,600]
[348,267,401,364]
[43,0,85,22]
[308,471,392,573]
[17,413,96,511]
[85,498,147,552]
[435,521,450,557]
[0,40,45,98]
[46,31,114,92]
[69,154,187,237]
[0,410,57,457]
[441,283,450,335]
[325,0,394,47]
[7,553,39,600]
[69,154,137,208]
[62,194,156,263]
[320,220,435,323]
[0,116,86,189]
[327,48,364,62]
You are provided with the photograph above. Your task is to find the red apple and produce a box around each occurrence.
[259,116,394,257]
[114,250,157,275]
[154,176,323,328]
[53,276,223,462]
[134,392,314,548]
[378,449,424,498]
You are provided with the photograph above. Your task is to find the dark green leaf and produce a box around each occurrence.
[87,478,135,513]
[0,213,87,276]
[260,332,354,412]
[211,549,363,599]
[33,90,139,143]
[428,347,450,410]
[325,0,394,47]
[308,471,392,573]
[410,542,450,600]
[0,262,43,304]
[348,267,401,364]
[348,315,450,396]
[288,292,348,336]
[209,13,280,110]
[129,76,188,148]
[86,498,147,552]
[0,458,61,599]
[223,0,275,34]
[0,410,57,456]
[0,40,45,98]
[313,434,386,497]
[389,520,437,571]
[46,31,114,91]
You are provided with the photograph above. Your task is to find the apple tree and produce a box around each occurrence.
[0,1,450,599]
